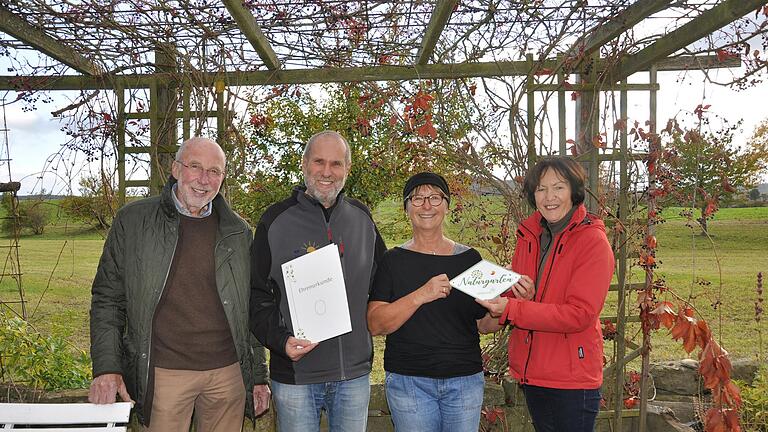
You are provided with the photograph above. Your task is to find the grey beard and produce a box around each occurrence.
[306,185,341,208]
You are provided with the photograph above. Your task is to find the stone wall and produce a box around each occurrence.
[2,358,759,431]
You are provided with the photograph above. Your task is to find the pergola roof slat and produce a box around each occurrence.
[0,54,737,91]
[222,0,281,70]
[612,0,768,80]
[0,5,101,76]
[415,0,459,65]
[568,0,672,66]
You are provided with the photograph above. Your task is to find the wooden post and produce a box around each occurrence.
[612,79,630,431]
[638,65,658,432]
[150,44,178,195]
[116,84,125,206]
[526,54,536,169]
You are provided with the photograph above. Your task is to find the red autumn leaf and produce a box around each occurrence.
[722,381,742,408]
[358,93,373,104]
[649,301,676,329]
[571,91,580,101]
[102,112,112,122]
[704,408,727,432]
[694,104,712,120]
[469,84,477,96]
[704,201,717,217]
[412,91,434,112]
[623,397,638,409]
[534,68,554,75]
[645,235,657,249]
[416,119,437,139]
[716,49,739,62]
[638,254,656,267]
[696,320,712,349]
[723,408,741,431]
[592,134,605,148]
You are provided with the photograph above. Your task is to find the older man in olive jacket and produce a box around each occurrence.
[88,137,268,431]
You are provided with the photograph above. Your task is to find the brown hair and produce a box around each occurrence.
[522,156,587,208]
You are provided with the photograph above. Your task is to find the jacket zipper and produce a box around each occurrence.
[319,206,347,381]
[144,219,180,407]
[521,222,568,384]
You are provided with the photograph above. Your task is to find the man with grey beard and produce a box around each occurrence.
[249,131,386,432]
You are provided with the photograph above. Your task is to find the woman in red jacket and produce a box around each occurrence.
[479,157,614,432]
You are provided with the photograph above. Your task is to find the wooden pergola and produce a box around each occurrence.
[1,1,766,430]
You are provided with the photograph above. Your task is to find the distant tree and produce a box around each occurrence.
[750,188,762,201]
[657,119,768,233]
[60,173,118,233]
[1,195,50,236]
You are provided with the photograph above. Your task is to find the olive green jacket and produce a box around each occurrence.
[89,178,267,424]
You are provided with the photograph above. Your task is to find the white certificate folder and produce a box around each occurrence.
[281,243,352,343]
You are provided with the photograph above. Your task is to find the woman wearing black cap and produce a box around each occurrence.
[367,172,532,432]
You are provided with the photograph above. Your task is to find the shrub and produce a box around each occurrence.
[736,365,768,431]
[60,174,117,233]
[0,195,50,236]
[0,314,91,391]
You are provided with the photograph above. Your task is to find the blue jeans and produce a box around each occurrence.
[271,373,370,432]
[385,371,484,432]
[522,385,601,432]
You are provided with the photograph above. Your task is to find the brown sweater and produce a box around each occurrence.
[152,212,238,370]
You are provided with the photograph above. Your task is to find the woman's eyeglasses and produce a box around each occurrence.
[408,194,445,207]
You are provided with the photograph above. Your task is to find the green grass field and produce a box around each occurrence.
[1,202,766,386]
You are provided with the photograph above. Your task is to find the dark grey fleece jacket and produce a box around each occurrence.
[249,186,386,385]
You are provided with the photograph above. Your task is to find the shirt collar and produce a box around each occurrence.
[171,183,213,218]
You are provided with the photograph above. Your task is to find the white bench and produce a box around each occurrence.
[0,402,132,431]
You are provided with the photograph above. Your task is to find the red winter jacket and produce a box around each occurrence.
[499,204,614,390]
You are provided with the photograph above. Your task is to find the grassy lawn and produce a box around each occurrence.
[1,202,766,387]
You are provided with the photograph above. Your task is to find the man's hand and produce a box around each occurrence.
[285,336,318,361]
[88,373,133,404]
[253,384,271,416]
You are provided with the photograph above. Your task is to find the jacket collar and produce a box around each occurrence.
[520,203,602,236]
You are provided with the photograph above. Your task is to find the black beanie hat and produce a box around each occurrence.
[403,172,450,209]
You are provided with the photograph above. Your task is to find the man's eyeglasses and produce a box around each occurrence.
[176,161,225,179]
[409,194,445,207]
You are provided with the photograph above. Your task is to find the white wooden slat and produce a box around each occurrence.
[1,428,126,432]
[0,402,131,425]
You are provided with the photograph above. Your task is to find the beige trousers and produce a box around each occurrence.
[144,362,245,432]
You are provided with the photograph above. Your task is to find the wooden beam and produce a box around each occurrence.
[567,0,672,65]
[0,54,739,91]
[612,0,768,80]
[222,0,281,70]
[0,5,101,76]
[415,0,459,65]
